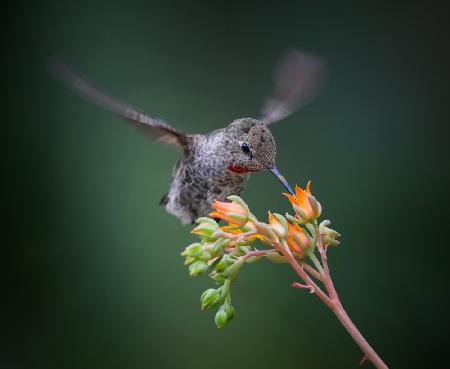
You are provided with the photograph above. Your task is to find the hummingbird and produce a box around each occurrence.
[50,50,324,224]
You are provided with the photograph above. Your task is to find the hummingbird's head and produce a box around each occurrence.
[225,118,276,172]
[225,117,295,195]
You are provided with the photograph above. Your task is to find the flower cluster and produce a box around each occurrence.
[181,182,340,328]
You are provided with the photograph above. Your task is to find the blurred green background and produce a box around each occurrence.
[4,1,449,368]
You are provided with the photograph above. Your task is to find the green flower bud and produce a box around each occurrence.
[200,288,214,301]
[222,259,244,279]
[211,238,231,254]
[223,296,235,321]
[215,255,234,271]
[323,235,340,246]
[214,308,228,328]
[181,243,203,257]
[319,220,341,246]
[225,304,235,320]
[191,222,219,238]
[195,217,219,226]
[199,250,213,261]
[189,260,208,276]
[210,272,226,283]
[201,288,222,309]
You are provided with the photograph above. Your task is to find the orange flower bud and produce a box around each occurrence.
[209,199,249,227]
[283,181,322,223]
[287,223,311,253]
[268,212,288,239]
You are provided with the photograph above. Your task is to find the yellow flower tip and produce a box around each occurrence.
[267,211,276,224]
[219,225,242,235]
[209,211,221,219]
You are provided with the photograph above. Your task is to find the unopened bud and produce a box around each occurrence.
[210,272,226,283]
[307,193,322,219]
[210,199,249,227]
[199,250,213,261]
[268,212,288,239]
[222,259,244,279]
[215,255,233,271]
[191,222,219,238]
[189,260,208,276]
[181,243,203,257]
[201,288,222,309]
[212,238,231,254]
[319,220,341,246]
[196,217,219,226]
[214,308,228,328]
[254,222,278,243]
[225,304,235,321]
[324,235,340,246]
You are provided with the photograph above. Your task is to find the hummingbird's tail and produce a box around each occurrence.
[159,193,169,205]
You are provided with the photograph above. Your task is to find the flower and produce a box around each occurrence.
[287,223,311,253]
[220,223,262,241]
[283,181,322,223]
[319,220,341,246]
[253,221,279,243]
[268,212,288,238]
[191,219,219,238]
[210,199,249,227]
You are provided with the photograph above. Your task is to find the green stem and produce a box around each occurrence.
[306,250,324,274]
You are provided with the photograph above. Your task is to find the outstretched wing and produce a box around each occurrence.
[49,57,188,149]
[260,49,326,125]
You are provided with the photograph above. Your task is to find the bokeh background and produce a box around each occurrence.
[4,1,449,368]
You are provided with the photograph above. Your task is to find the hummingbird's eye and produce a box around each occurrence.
[241,143,252,156]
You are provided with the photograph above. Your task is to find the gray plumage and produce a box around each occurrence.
[50,50,325,224]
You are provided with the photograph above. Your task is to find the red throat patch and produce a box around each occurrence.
[228,164,256,173]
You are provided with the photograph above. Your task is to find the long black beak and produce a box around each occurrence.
[269,166,295,195]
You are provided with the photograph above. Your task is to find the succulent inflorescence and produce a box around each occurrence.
[181,181,340,328]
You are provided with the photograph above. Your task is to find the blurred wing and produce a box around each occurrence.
[260,49,325,125]
[49,57,188,149]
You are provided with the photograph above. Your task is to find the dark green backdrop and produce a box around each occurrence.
[4,1,449,368]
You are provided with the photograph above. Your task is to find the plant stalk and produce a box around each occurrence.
[277,241,388,369]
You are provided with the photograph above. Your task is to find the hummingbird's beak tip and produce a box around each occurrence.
[268,166,295,195]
